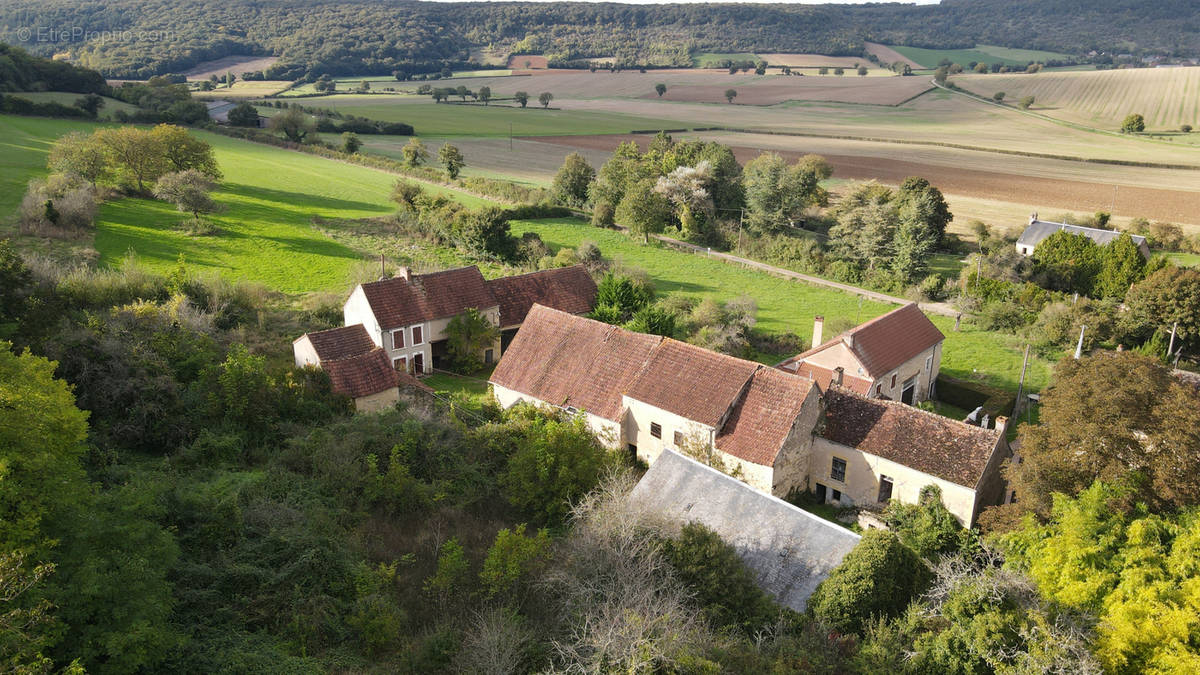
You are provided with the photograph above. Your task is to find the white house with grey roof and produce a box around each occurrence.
[1016,213,1150,259]
[629,449,860,612]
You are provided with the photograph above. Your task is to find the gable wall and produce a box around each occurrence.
[293,336,319,368]
[344,286,383,347]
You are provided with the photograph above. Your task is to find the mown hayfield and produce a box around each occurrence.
[94,130,495,292]
[954,67,1200,131]
[193,80,292,99]
[757,53,874,69]
[888,44,1071,69]
[7,91,139,120]
[273,96,686,136]
[0,115,492,292]
[508,55,549,70]
[510,217,1051,392]
[182,54,280,80]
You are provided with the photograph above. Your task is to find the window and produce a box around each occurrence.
[831,457,847,482]
[673,431,683,447]
[392,328,405,349]
[878,476,894,502]
[831,489,842,502]
[411,325,424,345]
[890,373,897,388]
[393,357,407,372]
[484,348,494,364]
[925,355,933,372]
[650,422,662,439]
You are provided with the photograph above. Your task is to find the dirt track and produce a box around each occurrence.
[527,134,1200,224]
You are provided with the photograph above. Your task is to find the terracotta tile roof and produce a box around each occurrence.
[716,368,817,466]
[299,324,377,361]
[779,361,874,396]
[489,305,663,421]
[323,348,423,399]
[488,265,597,328]
[359,266,495,329]
[625,339,762,429]
[784,303,943,379]
[820,387,1001,488]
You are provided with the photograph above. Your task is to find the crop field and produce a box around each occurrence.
[193,80,292,99]
[182,54,280,80]
[508,55,549,70]
[954,67,1200,132]
[646,74,928,105]
[757,53,876,69]
[8,92,139,120]
[509,218,1051,392]
[887,44,1072,69]
[864,43,923,70]
[278,96,687,136]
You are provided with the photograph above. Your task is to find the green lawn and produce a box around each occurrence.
[94,130,496,293]
[511,218,1051,392]
[929,252,967,279]
[888,44,1071,69]
[0,115,105,214]
[1166,251,1200,267]
[275,96,684,137]
[10,92,139,120]
[692,52,760,66]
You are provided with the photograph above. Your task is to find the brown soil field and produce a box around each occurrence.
[183,55,279,80]
[508,55,549,70]
[864,42,922,70]
[528,133,1200,224]
[646,76,930,105]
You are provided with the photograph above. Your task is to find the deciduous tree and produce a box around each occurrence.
[401,137,429,167]
[438,143,465,179]
[551,152,595,208]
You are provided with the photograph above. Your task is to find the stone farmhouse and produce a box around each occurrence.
[1016,213,1151,259]
[293,324,431,413]
[491,305,1009,525]
[342,264,596,375]
[776,303,945,405]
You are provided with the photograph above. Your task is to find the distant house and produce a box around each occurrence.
[814,387,1010,526]
[204,99,263,127]
[491,305,824,497]
[629,449,860,611]
[343,265,596,375]
[1016,213,1151,259]
[776,303,945,405]
[292,324,431,413]
[492,304,1009,525]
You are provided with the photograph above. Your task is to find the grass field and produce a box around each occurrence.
[193,80,292,99]
[9,92,139,120]
[888,44,1072,69]
[509,218,1051,392]
[1166,252,1200,267]
[0,115,89,214]
[954,67,1200,133]
[272,96,686,136]
[691,52,760,67]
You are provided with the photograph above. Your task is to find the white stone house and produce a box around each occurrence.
[777,303,945,405]
[292,324,431,413]
[1016,213,1151,259]
[343,265,596,375]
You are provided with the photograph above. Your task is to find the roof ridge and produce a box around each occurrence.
[827,384,1000,438]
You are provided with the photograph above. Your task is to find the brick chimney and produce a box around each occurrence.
[833,366,844,386]
[395,266,411,281]
[812,315,824,347]
[1029,211,1038,226]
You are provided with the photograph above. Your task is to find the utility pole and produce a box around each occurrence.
[1074,324,1087,359]
[509,122,513,152]
[1168,321,1178,360]
[379,253,385,279]
[1013,344,1031,419]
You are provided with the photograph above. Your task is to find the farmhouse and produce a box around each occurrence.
[491,305,1009,525]
[292,324,432,413]
[776,303,945,405]
[813,387,1010,526]
[1016,213,1151,259]
[629,449,860,611]
[343,264,596,374]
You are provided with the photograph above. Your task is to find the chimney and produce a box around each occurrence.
[812,315,824,347]
[1029,211,1038,226]
[995,416,1008,433]
[833,366,844,386]
[395,266,411,281]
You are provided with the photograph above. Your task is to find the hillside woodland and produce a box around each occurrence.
[0,0,1196,78]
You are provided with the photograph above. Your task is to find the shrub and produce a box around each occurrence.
[591,201,615,227]
[18,177,98,234]
[882,485,964,559]
[479,524,551,600]
[808,529,932,635]
[977,300,1033,333]
[664,522,778,633]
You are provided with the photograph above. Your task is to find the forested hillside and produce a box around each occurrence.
[0,0,1196,79]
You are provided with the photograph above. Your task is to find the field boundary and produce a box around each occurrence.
[934,79,1200,162]
[705,123,1200,171]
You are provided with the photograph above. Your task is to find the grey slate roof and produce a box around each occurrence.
[629,450,860,612]
[1017,220,1146,250]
